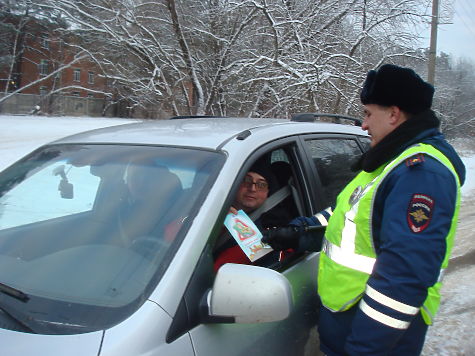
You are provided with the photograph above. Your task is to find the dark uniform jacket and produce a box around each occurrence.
[291,110,466,355]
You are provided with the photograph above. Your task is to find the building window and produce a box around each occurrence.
[72,91,81,97]
[73,69,81,82]
[39,60,49,75]
[39,86,48,96]
[88,71,94,84]
[87,94,94,98]
[40,33,49,50]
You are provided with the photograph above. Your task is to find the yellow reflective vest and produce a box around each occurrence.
[317,143,461,325]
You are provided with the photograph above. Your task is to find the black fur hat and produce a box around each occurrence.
[249,156,278,194]
[360,64,434,114]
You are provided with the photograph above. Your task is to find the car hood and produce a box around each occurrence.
[0,327,102,355]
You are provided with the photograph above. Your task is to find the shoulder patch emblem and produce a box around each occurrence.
[407,194,434,233]
[405,154,425,167]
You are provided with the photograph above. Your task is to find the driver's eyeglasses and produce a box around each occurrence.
[241,176,269,191]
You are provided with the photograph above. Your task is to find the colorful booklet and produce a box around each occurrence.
[223,210,273,262]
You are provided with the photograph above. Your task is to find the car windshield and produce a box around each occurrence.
[0,144,224,335]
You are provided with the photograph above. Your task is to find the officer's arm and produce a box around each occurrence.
[288,206,334,228]
[344,162,458,354]
[262,206,333,251]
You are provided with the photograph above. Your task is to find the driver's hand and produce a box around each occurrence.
[262,226,303,251]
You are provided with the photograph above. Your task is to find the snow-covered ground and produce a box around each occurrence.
[422,138,475,356]
[0,114,474,354]
[0,115,139,171]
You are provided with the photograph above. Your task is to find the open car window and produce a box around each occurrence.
[212,144,306,272]
[304,138,362,207]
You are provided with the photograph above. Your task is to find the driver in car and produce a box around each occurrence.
[213,156,293,271]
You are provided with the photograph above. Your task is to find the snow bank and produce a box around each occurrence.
[460,154,475,198]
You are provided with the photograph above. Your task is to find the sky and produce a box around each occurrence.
[420,0,475,63]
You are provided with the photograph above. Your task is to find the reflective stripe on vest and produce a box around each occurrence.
[322,237,375,274]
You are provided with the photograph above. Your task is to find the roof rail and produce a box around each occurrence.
[168,115,225,120]
[291,113,362,127]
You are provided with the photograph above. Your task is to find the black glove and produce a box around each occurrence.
[262,226,304,251]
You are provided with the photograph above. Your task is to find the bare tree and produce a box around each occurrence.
[0,0,88,113]
[234,0,433,117]
[432,55,475,138]
[0,0,51,94]
[17,0,437,119]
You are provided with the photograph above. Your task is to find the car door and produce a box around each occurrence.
[165,138,321,356]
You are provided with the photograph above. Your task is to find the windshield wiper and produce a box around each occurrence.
[0,304,36,333]
[0,283,37,333]
[0,282,29,302]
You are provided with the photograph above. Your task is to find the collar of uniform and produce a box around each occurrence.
[354,109,440,173]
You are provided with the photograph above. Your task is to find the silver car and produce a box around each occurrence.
[0,116,369,355]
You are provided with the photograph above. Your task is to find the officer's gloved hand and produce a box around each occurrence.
[262,226,304,251]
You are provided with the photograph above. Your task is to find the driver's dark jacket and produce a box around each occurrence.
[213,204,295,271]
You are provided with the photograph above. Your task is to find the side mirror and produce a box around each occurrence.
[204,264,293,324]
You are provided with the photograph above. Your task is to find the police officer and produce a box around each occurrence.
[263,64,465,355]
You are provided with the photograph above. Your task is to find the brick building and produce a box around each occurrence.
[1,14,109,101]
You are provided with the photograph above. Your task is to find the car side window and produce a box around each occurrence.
[358,136,371,152]
[304,138,362,207]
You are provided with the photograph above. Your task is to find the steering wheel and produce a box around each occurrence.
[130,236,169,259]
